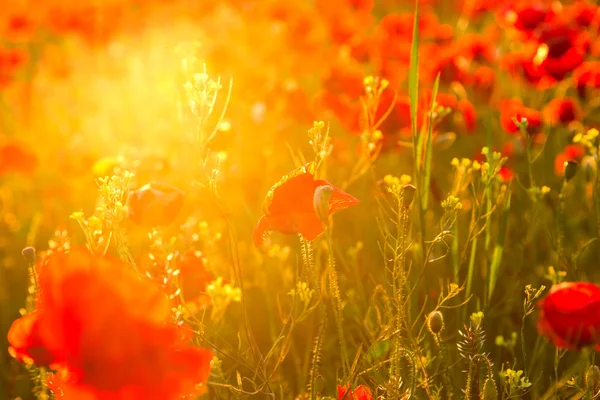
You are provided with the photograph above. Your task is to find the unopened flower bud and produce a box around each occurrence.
[482,378,498,400]
[564,160,578,182]
[402,184,416,209]
[427,311,444,334]
[313,185,334,222]
[21,247,36,264]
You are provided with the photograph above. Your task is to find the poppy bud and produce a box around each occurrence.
[482,378,498,400]
[313,185,334,222]
[564,160,578,182]
[402,184,417,209]
[128,182,185,227]
[427,311,444,334]
[21,247,36,264]
[585,365,600,394]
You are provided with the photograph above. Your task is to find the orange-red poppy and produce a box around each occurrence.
[0,141,38,176]
[554,144,586,176]
[177,251,214,311]
[7,248,212,399]
[254,163,359,246]
[338,384,373,400]
[543,98,581,126]
[537,282,600,350]
[499,98,542,135]
[128,182,185,227]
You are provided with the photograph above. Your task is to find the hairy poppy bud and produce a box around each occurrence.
[21,247,36,264]
[585,365,600,394]
[402,184,417,209]
[427,311,444,334]
[482,378,498,400]
[313,185,334,222]
[563,160,578,182]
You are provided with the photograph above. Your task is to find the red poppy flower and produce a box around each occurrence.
[470,66,495,101]
[0,142,38,176]
[537,282,600,350]
[322,58,365,100]
[254,163,359,246]
[543,98,581,126]
[128,182,185,227]
[0,47,27,88]
[177,251,214,311]
[7,248,213,399]
[554,144,586,176]
[457,98,477,133]
[456,33,496,63]
[499,99,542,135]
[338,384,373,400]
[574,62,600,98]
[504,2,552,33]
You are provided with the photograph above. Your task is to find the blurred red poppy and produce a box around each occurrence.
[543,98,581,126]
[499,99,542,135]
[7,248,213,399]
[128,182,185,227]
[0,47,27,88]
[537,282,600,350]
[338,384,373,400]
[177,251,214,311]
[574,61,600,98]
[554,144,586,176]
[0,142,38,176]
[254,163,359,246]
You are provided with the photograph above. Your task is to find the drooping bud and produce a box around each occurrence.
[427,311,445,335]
[564,160,578,182]
[21,247,36,264]
[584,365,600,395]
[313,185,334,222]
[402,184,416,209]
[482,377,498,400]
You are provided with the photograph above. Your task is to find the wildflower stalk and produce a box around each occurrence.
[434,331,454,399]
[325,228,350,379]
[21,248,50,400]
[559,180,568,258]
[391,192,410,380]
[308,313,327,400]
[487,185,511,304]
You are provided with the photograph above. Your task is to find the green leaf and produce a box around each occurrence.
[366,339,390,362]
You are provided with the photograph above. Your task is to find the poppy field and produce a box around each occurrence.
[3,0,600,398]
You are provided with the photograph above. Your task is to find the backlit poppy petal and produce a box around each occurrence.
[537,282,600,350]
[256,163,359,245]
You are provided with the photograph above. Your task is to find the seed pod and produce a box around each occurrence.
[482,377,498,400]
[564,160,578,182]
[427,311,444,334]
[585,365,600,395]
[21,247,37,264]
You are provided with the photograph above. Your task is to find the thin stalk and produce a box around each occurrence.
[325,229,350,379]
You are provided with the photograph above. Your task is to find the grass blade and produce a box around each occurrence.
[421,73,440,210]
[488,186,512,304]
